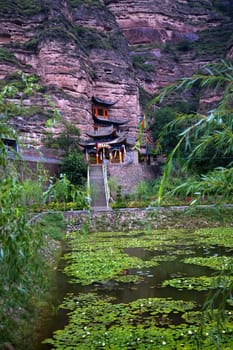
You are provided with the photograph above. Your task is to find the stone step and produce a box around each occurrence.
[91,207,112,212]
[89,165,107,208]
[90,175,104,180]
[89,165,103,176]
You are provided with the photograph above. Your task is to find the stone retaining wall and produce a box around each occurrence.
[64,207,194,232]
[16,159,60,180]
[107,163,161,195]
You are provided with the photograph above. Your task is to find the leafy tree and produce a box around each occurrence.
[0,71,89,347]
[43,120,80,153]
[0,72,40,166]
[0,73,50,345]
[43,121,87,186]
[150,101,197,155]
[61,151,87,186]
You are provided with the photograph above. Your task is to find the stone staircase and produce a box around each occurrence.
[89,165,109,210]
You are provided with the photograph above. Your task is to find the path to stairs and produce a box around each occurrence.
[89,165,109,210]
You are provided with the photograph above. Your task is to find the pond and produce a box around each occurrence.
[35,227,233,349]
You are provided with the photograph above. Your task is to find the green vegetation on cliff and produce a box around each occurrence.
[0,48,18,64]
[0,0,46,16]
[67,0,104,8]
[24,19,120,53]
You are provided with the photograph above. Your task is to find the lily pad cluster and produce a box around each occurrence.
[163,275,233,291]
[44,226,233,349]
[44,293,233,349]
[183,256,233,271]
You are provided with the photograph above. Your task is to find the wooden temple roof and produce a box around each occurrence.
[93,115,129,126]
[92,96,117,107]
[78,132,129,147]
[78,96,135,149]
[86,125,114,138]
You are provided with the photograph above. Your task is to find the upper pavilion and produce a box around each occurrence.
[79,97,135,164]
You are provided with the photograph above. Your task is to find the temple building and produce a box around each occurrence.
[79,97,136,164]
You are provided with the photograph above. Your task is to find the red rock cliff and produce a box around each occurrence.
[0,0,232,152]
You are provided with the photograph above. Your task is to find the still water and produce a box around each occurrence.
[34,232,233,349]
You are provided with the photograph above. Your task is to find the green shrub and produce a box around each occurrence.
[132,55,154,72]
[35,212,66,240]
[0,48,17,64]
[0,0,47,16]
[67,0,104,8]
[75,26,119,51]
[43,121,81,152]
[177,40,193,52]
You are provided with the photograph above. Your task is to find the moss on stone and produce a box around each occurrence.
[132,54,155,72]
[139,86,153,110]
[23,21,79,52]
[0,48,18,64]
[23,37,40,51]
[193,23,233,57]
[23,19,119,54]
[213,0,233,19]
[20,105,48,118]
[67,0,104,9]
[161,21,232,61]
[75,26,121,51]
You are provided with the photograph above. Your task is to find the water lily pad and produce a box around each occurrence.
[44,226,233,349]
[183,256,233,271]
[44,293,233,349]
[163,275,233,291]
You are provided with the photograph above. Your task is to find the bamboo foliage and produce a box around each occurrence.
[149,59,233,204]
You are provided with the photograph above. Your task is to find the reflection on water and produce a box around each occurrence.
[34,241,232,350]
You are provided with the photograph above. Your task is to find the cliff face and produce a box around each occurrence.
[107,0,233,90]
[0,0,232,153]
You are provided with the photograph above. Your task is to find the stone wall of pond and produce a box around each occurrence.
[107,163,161,195]
[64,207,205,232]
